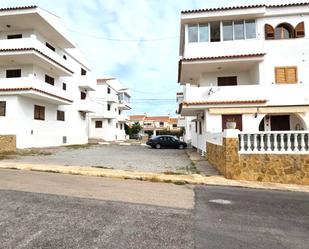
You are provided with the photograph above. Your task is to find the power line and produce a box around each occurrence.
[69,29,179,42]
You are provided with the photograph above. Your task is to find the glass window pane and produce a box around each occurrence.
[199,23,209,42]
[234,20,245,40]
[210,22,221,42]
[188,24,198,43]
[223,21,233,41]
[245,20,256,39]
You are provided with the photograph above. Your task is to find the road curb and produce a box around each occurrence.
[0,162,308,193]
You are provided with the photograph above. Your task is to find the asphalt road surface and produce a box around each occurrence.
[0,169,308,249]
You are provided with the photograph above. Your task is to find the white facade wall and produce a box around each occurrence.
[179,5,309,153]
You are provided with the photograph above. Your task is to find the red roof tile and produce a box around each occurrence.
[0,87,73,103]
[144,116,170,122]
[183,100,267,105]
[181,3,309,14]
[0,48,73,74]
[0,6,37,11]
[129,115,146,119]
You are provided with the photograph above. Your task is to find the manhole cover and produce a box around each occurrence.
[209,199,233,205]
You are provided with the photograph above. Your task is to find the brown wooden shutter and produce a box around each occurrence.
[265,24,274,40]
[275,67,297,84]
[275,67,286,83]
[285,67,297,83]
[295,21,305,38]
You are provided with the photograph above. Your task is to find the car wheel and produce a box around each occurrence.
[179,144,184,150]
[155,144,161,149]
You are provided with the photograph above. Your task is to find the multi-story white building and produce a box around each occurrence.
[178,2,309,153]
[88,78,131,141]
[0,6,97,148]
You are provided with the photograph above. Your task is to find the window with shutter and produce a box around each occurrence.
[34,105,45,120]
[295,21,305,38]
[275,67,297,84]
[0,101,6,116]
[265,24,274,40]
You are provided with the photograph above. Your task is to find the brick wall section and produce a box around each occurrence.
[207,137,309,185]
[0,135,16,153]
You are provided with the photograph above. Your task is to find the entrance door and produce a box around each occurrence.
[217,76,237,86]
[222,114,243,131]
[271,115,290,131]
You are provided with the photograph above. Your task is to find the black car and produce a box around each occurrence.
[146,135,187,149]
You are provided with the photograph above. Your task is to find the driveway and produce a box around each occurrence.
[1,145,193,173]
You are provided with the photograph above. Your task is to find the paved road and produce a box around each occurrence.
[1,169,309,249]
[2,145,192,173]
[195,186,309,249]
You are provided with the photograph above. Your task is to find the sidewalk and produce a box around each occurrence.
[0,162,308,193]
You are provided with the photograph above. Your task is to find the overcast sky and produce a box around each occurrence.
[0,0,303,116]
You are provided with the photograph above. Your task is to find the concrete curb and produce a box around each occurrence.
[0,162,308,193]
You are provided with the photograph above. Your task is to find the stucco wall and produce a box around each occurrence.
[207,137,309,185]
[0,135,16,153]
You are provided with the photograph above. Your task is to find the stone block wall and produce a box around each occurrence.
[207,135,309,185]
[0,135,16,153]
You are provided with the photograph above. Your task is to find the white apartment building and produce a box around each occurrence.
[0,6,97,148]
[178,2,309,153]
[88,78,131,141]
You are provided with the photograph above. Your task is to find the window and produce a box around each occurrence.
[34,105,45,120]
[199,23,209,42]
[295,22,305,38]
[173,124,177,128]
[223,21,233,41]
[95,121,102,128]
[234,20,245,40]
[6,69,21,78]
[46,42,55,52]
[275,67,298,84]
[116,123,118,129]
[188,24,198,43]
[118,110,121,115]
[195,121,198,133]
[107,104,111,111]
[62,83,67,91]
[210,22,221,42]
[81,68,87,75]
[275,23,294,39]
[217,76,237,86]
[63,55,67,60]
[159,122,164,126]
[245,20,256,39]
[7,34,22,39]
[107,87,111,94]
[45,75,54,85]
[120,124,123,130]
[57,110,65,121]
[81,91,86,100]
[0,101,6,116]
[265,24,275,40]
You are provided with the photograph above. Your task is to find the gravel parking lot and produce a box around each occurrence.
[2,145,193,173]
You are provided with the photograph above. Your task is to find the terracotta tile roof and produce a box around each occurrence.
[129,115,146,119]
[181,53,266,62]
[0,6,37,11]
[169,118,178,123]
[183,100,267,105]
[0,87,73,103]
[144,116,171,122]
[0,48,73,74]
[181,3,309,14]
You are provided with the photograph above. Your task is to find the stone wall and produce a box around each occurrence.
[207,134,309,185]
[0,135,16,153]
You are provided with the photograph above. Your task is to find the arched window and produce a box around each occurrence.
[274,23,294,39]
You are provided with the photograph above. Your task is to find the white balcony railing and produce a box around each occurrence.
[0,76,72,104]
[77,99,97,113]
[184,84,309,107]
[0,37,73,74]
[239,131,309,154]
[75,75,96,91]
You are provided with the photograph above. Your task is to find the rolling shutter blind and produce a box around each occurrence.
[275,67,297,84]
[265,24,274,40]
[295,21,305,38]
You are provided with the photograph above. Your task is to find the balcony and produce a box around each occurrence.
[181,84,309,115]
[0,76,72,105]
[118,114,128,122]
[0,37,73,76]
[118,100,131,110]
[76,75,96,91]
[76,99,97,113]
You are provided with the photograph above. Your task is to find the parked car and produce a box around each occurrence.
[146,135,187,149]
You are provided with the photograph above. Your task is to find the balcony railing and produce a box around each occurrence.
[0,37,73,74]
[239,131,309,154]
[0,76,72,105]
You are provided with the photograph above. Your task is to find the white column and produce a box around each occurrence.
[253,134,258,152]
[300,133,306,152]
[273,134,278,152]
[266,134,271,152]
[240,134,245,152]
[294,134,300,152]
[280,133,285,152]
[260,134,265,152]
[287,133,292,152]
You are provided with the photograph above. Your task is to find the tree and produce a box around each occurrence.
[131,122,142,135]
